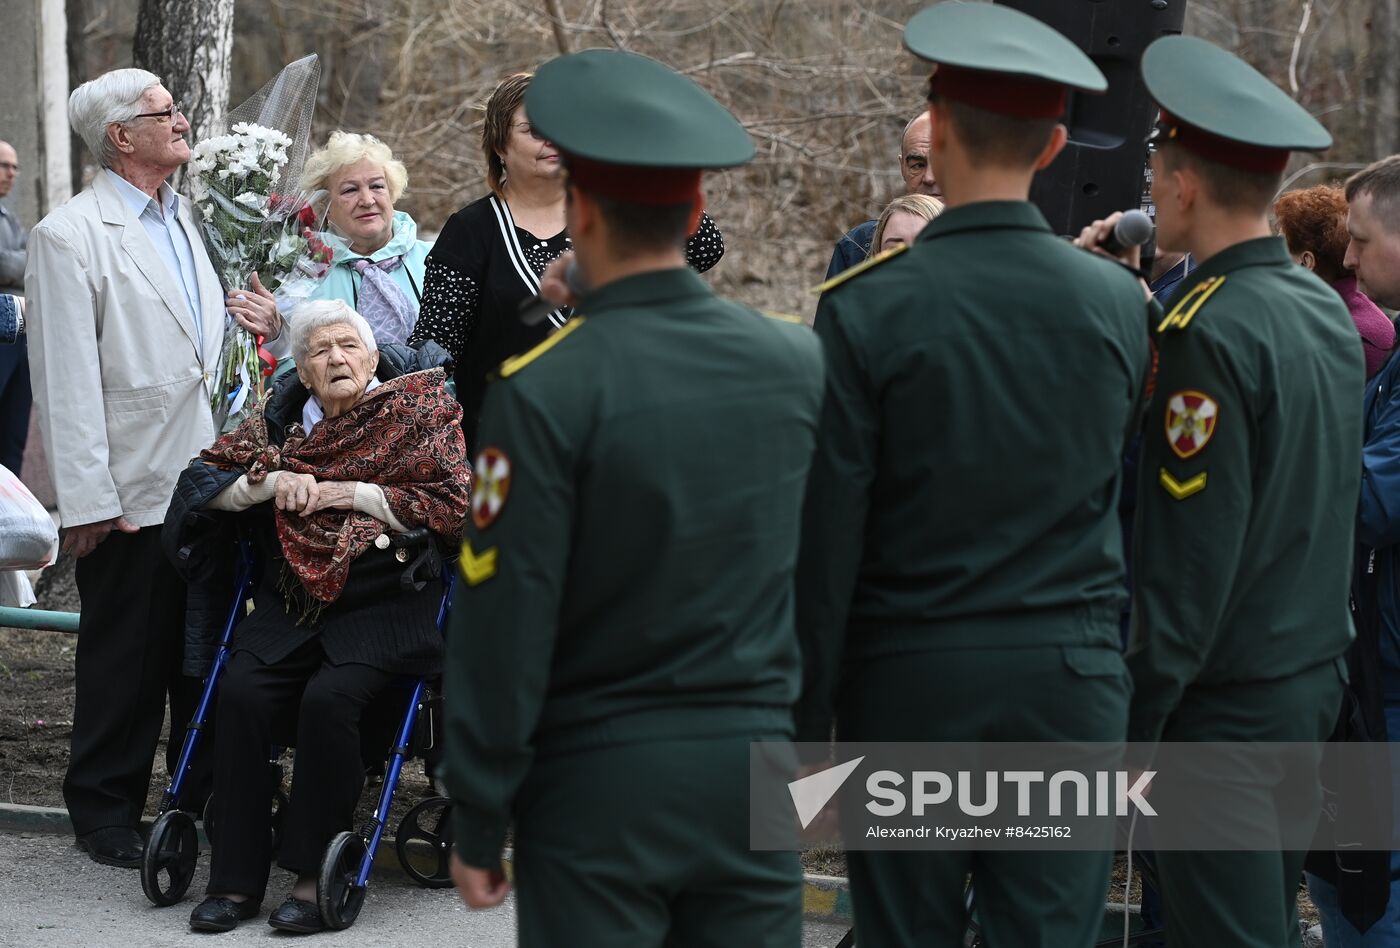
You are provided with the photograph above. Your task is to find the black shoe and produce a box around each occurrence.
[189,896,260,933]
[75,826,143,868]
[267,897,325,934]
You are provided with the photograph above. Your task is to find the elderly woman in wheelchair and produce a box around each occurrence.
[161,299,469,934]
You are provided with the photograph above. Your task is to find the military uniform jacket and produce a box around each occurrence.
[794,201,1152,745]
[442,267,825,867]
[1126,236,1362,745]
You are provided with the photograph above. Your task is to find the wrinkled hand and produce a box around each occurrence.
[451,853,511,909]
[274,472,320,516]
[227,271,282,341]
[61,515,139,559]
[1073,212,1143,272]
[311,480,358,512]
[538,253,578,309]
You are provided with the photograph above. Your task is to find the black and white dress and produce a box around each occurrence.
[408,193,725,455]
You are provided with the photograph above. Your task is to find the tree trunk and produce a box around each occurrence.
[66,0,87,194]
[133,0,234,193]
[1370,0,1400,158]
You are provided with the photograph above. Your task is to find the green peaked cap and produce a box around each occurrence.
[525,49,754,169]
[903,2,1106,93]
[1142,36,1331,152]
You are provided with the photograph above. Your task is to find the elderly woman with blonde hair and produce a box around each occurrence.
[303,131,432,345]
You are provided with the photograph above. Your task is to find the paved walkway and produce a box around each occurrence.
[0,832,854,947]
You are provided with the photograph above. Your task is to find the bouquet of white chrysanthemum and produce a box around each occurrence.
[191,55,328,431]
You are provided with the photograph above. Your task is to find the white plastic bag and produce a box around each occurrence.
[0,464,57,569]
[0,568,36,607]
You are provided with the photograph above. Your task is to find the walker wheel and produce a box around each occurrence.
[141,810,198,906]
[318,831,367,930]
[395,796,454,888]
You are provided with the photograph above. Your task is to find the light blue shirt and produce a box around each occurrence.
[106,169,204,350]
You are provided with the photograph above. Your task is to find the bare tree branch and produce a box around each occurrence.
[541,0,572,54]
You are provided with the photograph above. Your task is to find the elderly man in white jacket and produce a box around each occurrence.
[25,69,289,868]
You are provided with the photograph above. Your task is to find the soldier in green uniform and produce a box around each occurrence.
[794,4,1152,946]
[1093,36,1362,948]
[439,48,825,948]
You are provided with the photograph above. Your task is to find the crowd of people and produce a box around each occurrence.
[3,2,1400,946]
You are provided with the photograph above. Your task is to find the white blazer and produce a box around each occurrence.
[25,170,280,529]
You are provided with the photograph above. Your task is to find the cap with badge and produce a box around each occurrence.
[524,48,753,206]
[903,2,1106,119]
[1143,35,1332,174]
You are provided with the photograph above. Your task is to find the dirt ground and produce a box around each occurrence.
[0,558,1319,926]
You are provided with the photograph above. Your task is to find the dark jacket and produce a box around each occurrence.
[164,342,453,676]
[1302,353,1400,933]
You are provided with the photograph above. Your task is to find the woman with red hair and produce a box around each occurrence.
[1275,185,1394,378]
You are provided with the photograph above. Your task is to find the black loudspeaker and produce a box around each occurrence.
[994,0,1188,237]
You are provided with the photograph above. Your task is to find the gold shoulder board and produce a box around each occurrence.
[810,244,909,295]
[1157,275,1226,333]
[760,310,806,325]
[498,317,587,379]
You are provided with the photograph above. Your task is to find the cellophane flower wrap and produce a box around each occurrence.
[190,55,329,431]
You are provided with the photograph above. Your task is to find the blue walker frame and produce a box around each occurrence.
[141,532,457,929]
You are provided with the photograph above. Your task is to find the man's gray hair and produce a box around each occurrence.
[1346,155,1400,231]
[68,68,163,169]
[289,300,378,363]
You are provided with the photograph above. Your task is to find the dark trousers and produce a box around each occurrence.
[839,644,1130,948]
[0,337,29,475]
[1153,660,1345,948]
[207,640,398,901]
[512,736,801,948]
[63,525,202,835]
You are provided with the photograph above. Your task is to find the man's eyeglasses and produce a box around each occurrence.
[132,102,184,124]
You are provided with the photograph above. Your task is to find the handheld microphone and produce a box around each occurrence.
[1099,209,1155,256]
[518,259,584,327]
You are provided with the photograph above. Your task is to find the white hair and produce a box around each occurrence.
[289,299,378,363]
[68,68,163,168]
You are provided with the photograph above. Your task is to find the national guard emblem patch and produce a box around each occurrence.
[1165,391,1219,459]
[472,447,512,530]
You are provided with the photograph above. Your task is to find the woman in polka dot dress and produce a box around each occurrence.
[409,72,726,455]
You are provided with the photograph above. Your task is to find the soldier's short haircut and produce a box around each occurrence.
[1159,143,1282,214]
[1345,156,1400,231]
[586,193,695,257]
[929,94,1058,168]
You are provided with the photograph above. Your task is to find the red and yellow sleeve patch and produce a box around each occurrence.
[1165,390,1218,459]
[471,447,512,530]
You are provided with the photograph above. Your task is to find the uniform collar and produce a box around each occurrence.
[1188,235,1292,278]
[577,266,710,314]
[1163,236,1290,306]
[916,200,1051,244]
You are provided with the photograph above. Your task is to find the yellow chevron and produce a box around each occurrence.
[1159,468,1208,501]
[811,244,909,295]
[459,541,499,586]
[1157,276,1226,333]
[499,317,587,378]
